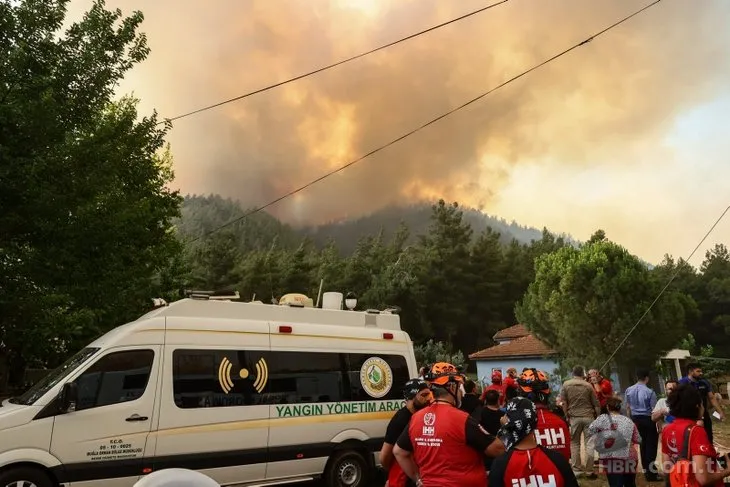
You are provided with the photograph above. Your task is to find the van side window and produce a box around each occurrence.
[173,349,267,409]
[74,350,154,411]
[266,352,346,404]
[171,349,410,408]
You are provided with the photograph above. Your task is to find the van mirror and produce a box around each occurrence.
[58,382,78,413]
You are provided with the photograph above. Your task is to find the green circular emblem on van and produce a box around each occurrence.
[360,357,393,398]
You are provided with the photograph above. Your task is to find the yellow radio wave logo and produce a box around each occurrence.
[218,357,234,394]
[217,357,269,394]
[253,358,268,393]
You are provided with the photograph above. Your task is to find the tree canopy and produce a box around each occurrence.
[516,232,690,367]
[0,0,182,388]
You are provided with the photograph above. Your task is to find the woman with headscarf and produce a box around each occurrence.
[489,397,579,487]
[587,396,640,487]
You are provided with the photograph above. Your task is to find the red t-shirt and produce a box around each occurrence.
[488,446,579,487]
[594,379,613,408]
[384,407,414,487]
[504,376,519,401]
[661,419,723,487]
[396,402,496,487]
[534,405,571,461]
[388,460,408,487]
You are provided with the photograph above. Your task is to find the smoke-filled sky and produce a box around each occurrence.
[66,0,730,265]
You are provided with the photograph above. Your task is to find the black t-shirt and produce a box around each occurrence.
[385,407,413,445]
[480,407,504,435]
[460,394,481,415]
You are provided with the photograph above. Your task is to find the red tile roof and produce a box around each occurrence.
[469,334,557,360]
[492,324,529,340]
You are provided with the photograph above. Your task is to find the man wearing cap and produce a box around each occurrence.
[394,362,505,487]
[380,379,433,487]
[489,397,579,487]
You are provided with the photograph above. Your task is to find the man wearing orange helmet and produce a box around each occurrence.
[393,362,505,487]
[517,368,571,461]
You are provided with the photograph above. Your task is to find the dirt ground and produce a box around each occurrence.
[577,404,730,487]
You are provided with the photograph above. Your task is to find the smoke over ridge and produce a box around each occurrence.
[72,0,730,226]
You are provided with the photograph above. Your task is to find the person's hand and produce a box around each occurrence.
[718,410,726,421]
[697,419,705,427]
[720,453,730,475]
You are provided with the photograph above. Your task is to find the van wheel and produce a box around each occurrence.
[325,450,369,487]
[0,466,53,487]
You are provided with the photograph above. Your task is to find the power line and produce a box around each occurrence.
[600,204,730,372]
[189,0,662,244]
[162,0,511,124]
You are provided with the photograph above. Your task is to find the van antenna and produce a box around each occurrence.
[315,278,324,308]
[265,238,278,304]
[251,293,256,302]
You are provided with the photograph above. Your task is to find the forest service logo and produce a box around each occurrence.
[360,357,393,398]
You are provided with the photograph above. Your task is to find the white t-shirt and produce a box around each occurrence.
[653,398,669,416]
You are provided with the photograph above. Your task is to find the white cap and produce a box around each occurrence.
[134,469,220,487]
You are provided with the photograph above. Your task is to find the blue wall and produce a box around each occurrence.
[475,358,561,392]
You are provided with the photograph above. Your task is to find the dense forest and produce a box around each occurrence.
[177,195,730,373]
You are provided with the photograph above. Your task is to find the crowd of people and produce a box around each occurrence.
[378,361,730,487]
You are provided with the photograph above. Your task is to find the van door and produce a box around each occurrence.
[153,345,270,484]
[50,346,160,487]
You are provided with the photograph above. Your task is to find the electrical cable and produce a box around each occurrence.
[600,204,730,372]
[162,0,511,124]
[188,0,663,244]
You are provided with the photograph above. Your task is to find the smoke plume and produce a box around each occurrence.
[71,0,730,226]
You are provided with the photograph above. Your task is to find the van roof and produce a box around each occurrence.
[140,298,403,331]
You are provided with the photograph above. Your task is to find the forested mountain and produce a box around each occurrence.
[176,195,572,356]
[302,204,579,255]
[175,195,730,365]
[178,194,577,254]
[177,194,302,252]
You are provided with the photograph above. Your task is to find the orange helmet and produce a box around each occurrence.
[425,362,464,387]
[517,368,551,403]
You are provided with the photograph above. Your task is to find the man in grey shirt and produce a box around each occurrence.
[560,366,601,478]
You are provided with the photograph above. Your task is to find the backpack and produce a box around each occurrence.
[669,426,702,487]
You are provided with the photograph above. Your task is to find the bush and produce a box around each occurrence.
[414,340,465,368]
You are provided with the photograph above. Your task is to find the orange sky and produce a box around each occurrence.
[66,0,730,265]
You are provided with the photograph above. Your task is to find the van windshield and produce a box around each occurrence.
[10,347,100,406]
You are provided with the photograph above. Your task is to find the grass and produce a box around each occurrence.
[578,404,730,487]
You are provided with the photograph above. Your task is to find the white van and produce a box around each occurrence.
[0,293,417,487]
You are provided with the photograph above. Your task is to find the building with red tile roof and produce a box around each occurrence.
[469,324,560,388]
